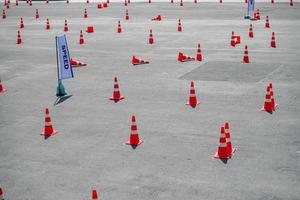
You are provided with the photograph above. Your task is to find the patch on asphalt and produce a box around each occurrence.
[179,61,279,82]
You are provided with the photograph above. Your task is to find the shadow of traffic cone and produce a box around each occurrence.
[290,0,293,6]
[131,56,150,65]
[2,9,6,19]
[196,44,203,61]
[16,30,22,44]
[117,21,122,33]
[243,45,249,63]
[45,18,50,30]
[186,81,200,107]
[214,127,229,159]
[79,30,84,44]
[270,32,276,48]
[20,17,24,28]
[92,189,98,200]
[84,8,88,18]
[125,115,144,147]
[110,77,125,102]
[180,0,183,6]
[0,80,6,93]
[265,16,270,28]
[40,107,58,137]
[177,19,182,32]
[148,29,154,44]
[35,9,39,19]
[64,20,68,32]
[0,186,4,200]
[178,52,195,62]
[224,121,236,157]
[125,9,129,20]
[268,83,278,111]
[249,24,254,38]
[230,31,235,47]
[70,58,87,67]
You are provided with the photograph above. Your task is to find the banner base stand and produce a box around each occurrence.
[56,81,67,97]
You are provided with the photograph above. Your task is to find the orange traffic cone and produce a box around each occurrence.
[124,0,127,6]
[194,0,197,3]
[177,19,182,32]
[125,9,129,20]
[125,115,144,146]
[245,0,248,3]
[219,0,223,3]
[86,25,94,33]
[20,17,24,28]
[230,31,236,47]
[214,127,229,159]
[255,9,260,20]
[261,86,273,112]
[248,24,254,38]
[171,0,174,3]
[86,0,89,3]
[35,9,39,19]
[79,30,84,44]
[152,15,162,21]
[45,18,50,30]
[224,121,236,157]
[66,0,69,3]
[46,0,49,3]
[16,30,22,44]
[186,81,200,107]
[0,186,4,200]
[110,77,125,101]
[271,0,274,3]
[64,19,68,32]
[131,56,150,65]
[196,43,203,61]
[2,9,6,19]
[29,0,32,6]
[70,58,87,67]
[180,0,183,6]
[148,29,154,44]
[270,32,276,48]
[290,0,293,6]
[84,8,88,18]
[148,0,151,3]
[0,80,6,93]
[117,21,122,33]
[268,83,278,111]
[16,0,18,6]
[178,52,195,62]
[40,107,58,137]
[243,45,249,63]
[92,189,98,200]
[265,16,270,28]
[127,0,130,3]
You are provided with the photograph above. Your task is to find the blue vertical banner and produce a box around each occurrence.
[248,0,255,12]
[56,35,73,80]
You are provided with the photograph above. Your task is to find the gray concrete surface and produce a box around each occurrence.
[0,1,300,200]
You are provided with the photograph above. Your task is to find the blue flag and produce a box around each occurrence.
[248,0,255,12]
[56,35,73,80]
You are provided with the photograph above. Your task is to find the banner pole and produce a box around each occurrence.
[55,36,60,85]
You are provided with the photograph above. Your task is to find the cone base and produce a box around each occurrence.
[125,139,144,146]
[40,130,58,136]
[0,88,6,93]
[261,104,278,111]
[213,152,230,159]
[132,62,149,65]
[71,64,87,68]
[179,58,195,62]
[186,101,200,106]
[110,96,125,101]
